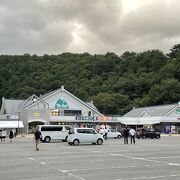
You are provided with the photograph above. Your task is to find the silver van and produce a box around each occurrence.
[38,125,70,143]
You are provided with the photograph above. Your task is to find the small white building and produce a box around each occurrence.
[122,102,180,133]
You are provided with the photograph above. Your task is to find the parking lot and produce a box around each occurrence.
[1,136,180,180]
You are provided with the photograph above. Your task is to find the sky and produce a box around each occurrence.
[0,0,180,55]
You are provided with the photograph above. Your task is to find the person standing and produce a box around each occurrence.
[123,127,129,144]
[34,127,42,151]
[9,129,14,143]
[129,128,136,144]
[1,129,7,143]
[0,130,2,143]
[99,128,104,135]
[104,127,108,140]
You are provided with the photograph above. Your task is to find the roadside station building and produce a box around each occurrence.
[0,86,119,134]
[1,85,179,134]
[121,102,180,133]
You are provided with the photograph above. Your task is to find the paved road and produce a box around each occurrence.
[1,136,180,180]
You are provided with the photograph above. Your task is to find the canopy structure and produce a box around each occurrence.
[0,121,24,128]
[120,117,161,125]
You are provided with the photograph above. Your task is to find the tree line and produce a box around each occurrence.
[0,45,180,115]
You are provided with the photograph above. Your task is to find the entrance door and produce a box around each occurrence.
[28,121,44,133]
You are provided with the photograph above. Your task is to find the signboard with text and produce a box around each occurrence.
[75,116,97,121]
[97,116,117,121]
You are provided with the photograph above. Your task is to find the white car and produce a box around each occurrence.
[67,127,104,145]
[103,129,122,139]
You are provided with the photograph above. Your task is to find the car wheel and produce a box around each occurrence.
[117,135,121,139]
[73,139,79,146]
[97,138,103,145]
[68,142,73,145]
[142,135,146,139]
[156,135,160,139]
[44,136,51,143]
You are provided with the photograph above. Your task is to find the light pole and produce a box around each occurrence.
[92,111,95,129]
[18,111,20,135]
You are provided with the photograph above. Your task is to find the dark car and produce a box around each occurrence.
[136,128,160,139]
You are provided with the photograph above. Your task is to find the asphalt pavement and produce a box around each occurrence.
[1,135,180,180]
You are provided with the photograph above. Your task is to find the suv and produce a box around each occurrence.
[67,127,103,145]
[38,125,70,143]
[137,128,160,139]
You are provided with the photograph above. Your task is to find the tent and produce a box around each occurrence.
[0,121,24,128]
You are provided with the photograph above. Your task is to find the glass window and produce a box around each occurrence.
[86,129,96,134]
[41,126,63,131]
[64,110,81,116]
[65,126,70,130]
[77,129,86,134]
[51,110,61,116]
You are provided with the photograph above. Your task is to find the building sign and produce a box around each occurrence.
[33,112,40,118]
[176,108,180,114]
[55,99,69,109]
[76,116,97,121]
[97,116,117,121]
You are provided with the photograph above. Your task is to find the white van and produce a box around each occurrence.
[67,127,103,145]
[38,125,70,143]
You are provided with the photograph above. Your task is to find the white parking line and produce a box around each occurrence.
[114,174,180,180]
[28,157,47,165]
[59,169,86,180]
[40,162,46,165]
[108,153,165,164]
[148,155,180,159]
[59,163,168,173]
[168,163,180,166]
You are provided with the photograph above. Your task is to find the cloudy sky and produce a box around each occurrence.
[0,0,180,55]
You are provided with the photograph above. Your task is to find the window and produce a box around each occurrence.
[86,129,96,134]
[64,110,81,116]
[51,110,61,116]
[88,111,91,116]
[41,126,63,131]
[65,126,70,130]
[77,129,86,134]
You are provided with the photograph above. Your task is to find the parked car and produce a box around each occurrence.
[38,125,70,143]
[67,127,103,145]
[103,129,122,139]
[136,128,160,139]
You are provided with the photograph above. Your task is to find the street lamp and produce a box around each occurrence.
[18,111,20,135]
[92,111,95,129]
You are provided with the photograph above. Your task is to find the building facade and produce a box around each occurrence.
[0,86,119,133]
[122,102,180,133]
[1,85,179,134]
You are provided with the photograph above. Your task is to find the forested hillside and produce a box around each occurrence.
[0,45,180,115]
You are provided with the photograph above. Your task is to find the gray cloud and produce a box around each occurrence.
[0,0,180,55]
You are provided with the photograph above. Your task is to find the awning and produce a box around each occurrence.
[120,117,161,125]
[0,121,24,128]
